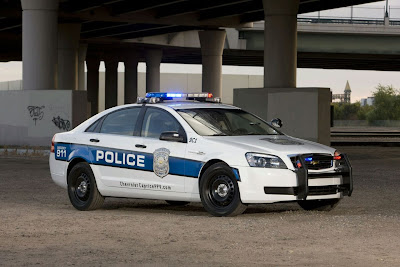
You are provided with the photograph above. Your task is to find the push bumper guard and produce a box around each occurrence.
[264,154,353,200]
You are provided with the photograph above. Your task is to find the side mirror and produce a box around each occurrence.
[271,118,282,128]
[159,131,185,143]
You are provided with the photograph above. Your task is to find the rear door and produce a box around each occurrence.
[84,107,148,190]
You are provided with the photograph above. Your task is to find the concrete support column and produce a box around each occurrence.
[57,23,81,90]
[263,0,299,88]
[104,57,119,109]
[145,49,162,92]
[86,58,100,116]
[124,55,139,104]
[21,0,58,90]
[78,44,88,91]
[198,30,226,97]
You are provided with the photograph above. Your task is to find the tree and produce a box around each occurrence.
[332,102,360,120]
[366,84,400,122]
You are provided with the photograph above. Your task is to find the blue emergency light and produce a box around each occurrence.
[139,92,220,103]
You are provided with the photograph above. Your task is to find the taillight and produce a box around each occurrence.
[51,135,55,153]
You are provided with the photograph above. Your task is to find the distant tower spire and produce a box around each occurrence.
[344,80,351,103]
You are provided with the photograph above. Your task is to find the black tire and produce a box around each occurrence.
[67,162,104,211]
[200,163,247,217]
[297,198,341,211]
[165,200,190,206]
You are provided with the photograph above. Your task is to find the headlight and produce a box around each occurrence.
[245,153,287,169]
[334,150,342,160]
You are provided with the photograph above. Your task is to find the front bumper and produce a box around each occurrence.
[293,153,353,200]
[237,154,353,204]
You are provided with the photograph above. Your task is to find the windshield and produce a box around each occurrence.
[177,108,281,136]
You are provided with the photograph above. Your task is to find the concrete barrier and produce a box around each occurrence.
[0,90,87,146]
[233,87,331,145]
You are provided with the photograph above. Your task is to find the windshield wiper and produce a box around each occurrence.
[211,133,228,136]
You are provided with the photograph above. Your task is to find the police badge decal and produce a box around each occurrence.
[153,148,170,178]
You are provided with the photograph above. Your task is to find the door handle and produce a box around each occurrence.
[188,150,205,155]
[90,138,100,143]
[135,144,147,148]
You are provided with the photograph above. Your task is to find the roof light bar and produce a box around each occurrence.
[138,92,221,104]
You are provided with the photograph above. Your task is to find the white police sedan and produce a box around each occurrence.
[49,92,352,216]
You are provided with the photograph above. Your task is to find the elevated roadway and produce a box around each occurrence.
[0,0,385,146]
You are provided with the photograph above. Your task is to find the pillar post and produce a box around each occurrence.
[57,23,81,90]
[78,44,88,91]
[86,58,100,116]
[145,49,162,92]
[104,57,119,109]
[21,0,58,90]
[262,0,299,88]
[198,30,226,97]
[124,55,139,104]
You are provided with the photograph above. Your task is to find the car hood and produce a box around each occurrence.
[204,134,335,156]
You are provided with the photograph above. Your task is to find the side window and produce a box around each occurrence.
[85,119,100,132]
[141,108,182,139]
[100,108,140,136]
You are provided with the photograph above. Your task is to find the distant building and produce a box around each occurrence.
[360,97,375,106]
[332,80,351,103]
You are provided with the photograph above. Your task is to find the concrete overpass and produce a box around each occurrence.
[0,0,382,146]
[240,19,400,71]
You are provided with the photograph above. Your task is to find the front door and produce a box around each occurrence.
[134,107,188,193]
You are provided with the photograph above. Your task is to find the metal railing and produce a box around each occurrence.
[297,17,384,25]
[297,6,400,26]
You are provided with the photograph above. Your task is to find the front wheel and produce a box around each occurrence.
[297,198,341,211]
[200,163,247,216]
[67,162,104,211]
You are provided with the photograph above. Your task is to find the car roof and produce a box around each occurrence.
[117,101,239,110]
[72,101,240,133]
[156,101,239,110]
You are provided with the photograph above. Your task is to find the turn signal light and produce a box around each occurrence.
[333,150,342,160]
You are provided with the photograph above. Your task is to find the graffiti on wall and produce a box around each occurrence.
[27,106,45,126]
[52,116,71,131]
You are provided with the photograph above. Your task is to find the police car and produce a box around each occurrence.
[49,92,352,216]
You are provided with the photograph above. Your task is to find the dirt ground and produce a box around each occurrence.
[1,146,400,266]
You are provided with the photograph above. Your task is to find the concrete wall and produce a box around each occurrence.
[0,80,22,90]
[0,73,261,146]
[0,72,263,112]
[0,90,87,146]
[97,72,263,111]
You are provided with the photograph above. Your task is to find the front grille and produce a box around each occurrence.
[291,154,333,170]
[308,185,342,195]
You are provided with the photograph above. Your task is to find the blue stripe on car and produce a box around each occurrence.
[54,143,203,178]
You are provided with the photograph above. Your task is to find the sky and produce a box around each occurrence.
[1,0,399,103]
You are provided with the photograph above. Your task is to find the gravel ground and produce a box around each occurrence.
[1,146,400,266]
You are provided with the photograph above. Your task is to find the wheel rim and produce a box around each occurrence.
[70,172,91,204]
[207,174,235,208]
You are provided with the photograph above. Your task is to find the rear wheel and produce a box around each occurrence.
[67,162,104,211]
[165,200,190,206]
[297,198,340,211]
[200,163,247,216]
